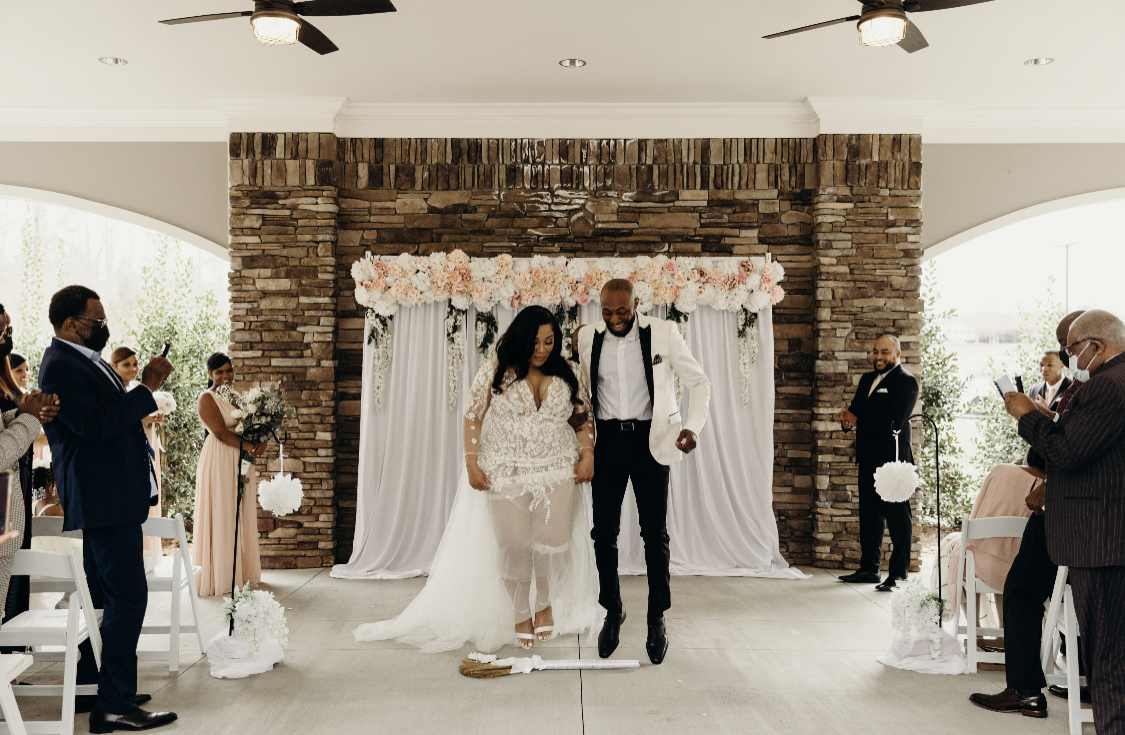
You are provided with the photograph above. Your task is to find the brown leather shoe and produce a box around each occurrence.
[969,688,1047,718]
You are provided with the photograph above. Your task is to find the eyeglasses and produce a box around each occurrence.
[1063,339,1094,356]
[74,316,109,329]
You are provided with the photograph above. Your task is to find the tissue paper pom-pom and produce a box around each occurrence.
[874,461,920,502]
[152,391,178,415]
[258,473,305,517]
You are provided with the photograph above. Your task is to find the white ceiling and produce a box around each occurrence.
[4,0,1125,141]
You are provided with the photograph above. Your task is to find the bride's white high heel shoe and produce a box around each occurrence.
[516,633,535,649]
[533,626,556,642]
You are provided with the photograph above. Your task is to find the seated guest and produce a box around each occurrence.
[970,310,1086,719]
[1028,350,1071,412]
[32,464,63,518]
[9,354,28,392]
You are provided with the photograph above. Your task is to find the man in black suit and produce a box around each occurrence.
[38,286,177,734]
[1027,350,1071,413]
[835,335,919,591]
[970,310,1084,719]
[1006,309,1125,735]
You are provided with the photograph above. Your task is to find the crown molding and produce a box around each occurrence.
[806,97,942,135]
[3,98,1125,143]
[923,108,1125,144]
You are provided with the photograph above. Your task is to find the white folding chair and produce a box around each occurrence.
[0,654,33,735]
[139,513,207,671]
[950,514,1028,673]
[1040,566,1094,735]
[0,549,102,735]
[27,518,83,598]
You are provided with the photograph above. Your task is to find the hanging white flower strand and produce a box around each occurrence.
[445,305,467,410]
[367,313,393,413]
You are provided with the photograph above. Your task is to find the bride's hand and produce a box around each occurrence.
[467,463,491,491]
[574,451,594,484]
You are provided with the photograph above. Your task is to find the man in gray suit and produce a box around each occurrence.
[1005,309,1125,734]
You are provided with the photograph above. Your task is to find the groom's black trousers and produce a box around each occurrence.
[591,420,671,618]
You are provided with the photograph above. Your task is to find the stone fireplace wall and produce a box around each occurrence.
[227,134,922,571]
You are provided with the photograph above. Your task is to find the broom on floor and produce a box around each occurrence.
[460,653,640,679]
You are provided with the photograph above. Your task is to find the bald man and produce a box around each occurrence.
[835,335,919,590]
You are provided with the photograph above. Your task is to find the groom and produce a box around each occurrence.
[574,279,710,665]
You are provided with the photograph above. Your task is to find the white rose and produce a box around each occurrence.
[229,409,243,419]
[749,290,771,312]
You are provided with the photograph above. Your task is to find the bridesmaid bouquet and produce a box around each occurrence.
[227,384,294,443]
[152,391,178,415]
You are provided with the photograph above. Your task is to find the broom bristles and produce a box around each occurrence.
[459,658,513,679]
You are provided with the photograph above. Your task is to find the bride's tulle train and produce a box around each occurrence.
[353,470,603,653]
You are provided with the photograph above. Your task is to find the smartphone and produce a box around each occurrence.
[0,471,13,535]
[1015,375,1024,394]
[161,342,171,358]
[994,373,1018,398]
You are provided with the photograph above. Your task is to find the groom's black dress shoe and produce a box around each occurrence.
[89,708,177,733]
[76,694,152,714]
[875,576,906,592]
[969,688,1048,718]
[838,571,880,584]
[598,604,626,659]
[646,617,669,665]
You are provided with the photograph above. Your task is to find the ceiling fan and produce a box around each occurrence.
[159,0,397,55]
[763,0,994,53]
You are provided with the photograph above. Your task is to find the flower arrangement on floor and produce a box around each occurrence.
[890,578,946,659]
[206,582,289,679]
[351,251,786,411]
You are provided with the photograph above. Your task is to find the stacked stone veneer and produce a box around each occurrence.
[227,134,922,571]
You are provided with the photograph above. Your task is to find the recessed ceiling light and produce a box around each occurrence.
[98,57,129,66]
[1024,57,1054,66]
[558,59,586,68]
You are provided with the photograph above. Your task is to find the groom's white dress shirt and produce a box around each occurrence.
[596,319,653,422]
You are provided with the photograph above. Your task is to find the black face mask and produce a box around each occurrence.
[82,323,111,353]
[0,334,12,359]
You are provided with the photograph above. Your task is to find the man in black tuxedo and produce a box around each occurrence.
[835,335,919,591]
[1006,309,1125,735]
[1027,350,1071,413]
[38,286,177,734]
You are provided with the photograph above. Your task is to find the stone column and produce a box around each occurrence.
[810,134,924,571]
[228,132,341,569]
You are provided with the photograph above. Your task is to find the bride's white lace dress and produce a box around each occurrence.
[353,360,601,652]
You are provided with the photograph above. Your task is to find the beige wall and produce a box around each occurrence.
[0,142,229,250]
[922,143,1125,251]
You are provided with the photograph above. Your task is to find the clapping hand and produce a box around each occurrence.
[140,355,174,391]
[17,390,60,425]
[836,409,857,430]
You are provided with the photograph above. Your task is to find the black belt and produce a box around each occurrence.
[596,419,651,432]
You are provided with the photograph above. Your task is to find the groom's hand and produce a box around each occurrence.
[568,409,588,430]
[140,356,175,391]
[675,429,697,454]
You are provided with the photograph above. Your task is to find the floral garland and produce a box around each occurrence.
[736,308,759,406]
[475,312,499,361]
[445,304,467,410]
[351,251,786,411]
[890,578,946,659]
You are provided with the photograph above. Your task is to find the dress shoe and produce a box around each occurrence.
[838,571,880,584]
[76,694,152,715]
[89,708,177,733]
[875,576,905,592]
[1048,684,1092,704]
[646,617,669,665]
[968,688,1048,718]
[598,603,626,659]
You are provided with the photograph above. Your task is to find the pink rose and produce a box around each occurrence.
[509,295,520,310]
[460,267,473,284]
[770,285,785,305]
[627,273,638,284]
[373,278,386,291]
[452,283,468,297]
[737,273,748,285]
[583,271,598,287]
[471,283,491,304]
[739,259,755,274]
[450,269,463,285]
[761,275,775,289]
[674,273,687,286]
[577,292,591,306]
[532,267,545,282]
[492,275,505,287]
[689,269,702,282]
[373,261,388,276]
[644,263,660,280]
[673,285,682,298]
[517,272,533,290]
[663,260,677,273]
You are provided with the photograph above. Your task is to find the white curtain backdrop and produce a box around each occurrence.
[333,302,805,580]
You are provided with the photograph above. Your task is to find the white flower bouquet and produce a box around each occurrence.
[889,578,946,659]
[152,391,177,416]
[221,582,289,655]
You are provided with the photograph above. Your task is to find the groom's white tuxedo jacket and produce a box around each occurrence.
[576,314,711,466]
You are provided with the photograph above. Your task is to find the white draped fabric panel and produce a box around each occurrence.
[333,302,804,580]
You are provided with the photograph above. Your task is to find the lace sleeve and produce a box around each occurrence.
[464,360,497,460]
[575,368,595,454]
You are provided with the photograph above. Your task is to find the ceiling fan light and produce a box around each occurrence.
[858,9,907,48]
[251,10,301,46]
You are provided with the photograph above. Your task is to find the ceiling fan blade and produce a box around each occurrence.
[297,19,339,54]
[159,11,251,25]
[763,15,861,40]
[906,0,992,11]
[293,0,396,16]
[897,20,929,53]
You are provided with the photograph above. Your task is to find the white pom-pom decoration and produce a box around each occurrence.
[152,391,178,415]
[874,461,920,503]
[258,473,304,517]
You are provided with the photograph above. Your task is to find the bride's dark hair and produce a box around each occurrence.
[492,306,580,406]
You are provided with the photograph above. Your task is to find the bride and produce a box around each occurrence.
[354,306,601,652]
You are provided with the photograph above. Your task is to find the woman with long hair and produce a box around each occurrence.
[110,346,167,565]
[193,352,266,596]
[354,306,599,652]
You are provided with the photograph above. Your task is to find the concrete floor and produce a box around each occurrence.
[14,566,1086,735]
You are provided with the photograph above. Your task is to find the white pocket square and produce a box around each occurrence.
[877,388,889,394]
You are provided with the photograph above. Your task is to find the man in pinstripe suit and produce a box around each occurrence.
[1005,309,1125,734]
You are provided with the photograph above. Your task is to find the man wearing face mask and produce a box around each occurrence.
[1004,309,1125,735]
[38,286,178,733]
[835,335,920,590]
